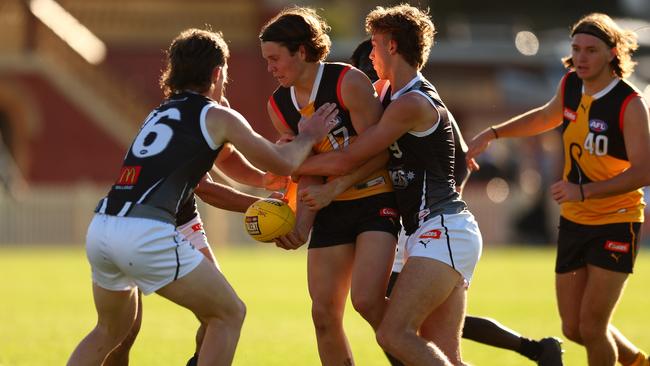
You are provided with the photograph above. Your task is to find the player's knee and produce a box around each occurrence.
[204,300,246,334]
[578,319,607,344]
[311,302,342,333]
[561,322,582,344]
[227,297,246,328]
[375,323,401,354]
[207,295,246,329]
[350,293,381,320]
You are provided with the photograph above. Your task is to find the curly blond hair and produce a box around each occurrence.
[365,4,436,70]
[562,13,638,78]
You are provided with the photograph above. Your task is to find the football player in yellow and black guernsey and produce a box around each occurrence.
[467,13,650,366]
[260,6,400,366]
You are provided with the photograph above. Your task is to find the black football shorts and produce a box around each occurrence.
[556,216,641,274]
[309,192,401,248]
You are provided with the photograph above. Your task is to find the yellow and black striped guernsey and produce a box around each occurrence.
[269,62,392,201]
[560,71,645,225]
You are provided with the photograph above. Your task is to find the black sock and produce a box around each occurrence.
[518,338,542,361]
[186,353,198,366]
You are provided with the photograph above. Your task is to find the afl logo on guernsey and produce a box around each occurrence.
[563,107,576,122]
[589,119,608,133]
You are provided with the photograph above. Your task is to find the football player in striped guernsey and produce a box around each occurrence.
[467,13,650,366]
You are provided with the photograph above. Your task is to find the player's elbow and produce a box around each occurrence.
[627,163,650,188]
[639,168,650,187]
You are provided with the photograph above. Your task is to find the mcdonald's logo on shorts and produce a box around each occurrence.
[116,166,142,185]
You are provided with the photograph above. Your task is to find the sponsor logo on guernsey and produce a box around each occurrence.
[417,208,431,220]
[563,107,577,122]
[379,207,398,218]
[191,223,203,232]
[116,166,142,185]
[604,240,630,253]
[419,229,441,239]
[589,119,608,133]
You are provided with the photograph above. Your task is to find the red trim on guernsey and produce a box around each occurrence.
[619,92,637,132]
[269,96,291,131]
[560,71,571,108]
[336,66,351,111]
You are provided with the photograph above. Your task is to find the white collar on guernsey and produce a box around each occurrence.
[290,62,324,111]
[582,78,620,99]
[391,72,424,100]
[376,80,391,101]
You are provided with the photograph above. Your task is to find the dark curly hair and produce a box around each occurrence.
[259,6,331,62]
[160,28,230,97]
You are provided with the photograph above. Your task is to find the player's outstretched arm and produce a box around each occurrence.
[299,151,389,211]
[206,103,338,176]
[466,80,565,170]
[274,175,319,250]
[297,92,429,176]
[215,143,289,191]
[194,173,262,213]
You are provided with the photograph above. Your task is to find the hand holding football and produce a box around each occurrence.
[244,198,296,242]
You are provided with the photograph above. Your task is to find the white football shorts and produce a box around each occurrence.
[403,210,482,283]
[177,214,221,270]
[86,213,204,295]
[392,229,406,273]
[177,213,209,251]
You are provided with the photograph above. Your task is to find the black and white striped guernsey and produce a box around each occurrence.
[380,73,466,234]
[96,92,223,224]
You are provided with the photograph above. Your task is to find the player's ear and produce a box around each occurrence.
[609,47,617,62]
[212,66,222,83]
[388,39,397,55]
[298,44,307,61]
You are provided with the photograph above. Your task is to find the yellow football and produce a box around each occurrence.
[244,198,296,242]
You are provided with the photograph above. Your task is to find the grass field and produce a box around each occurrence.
[1,244,648,365]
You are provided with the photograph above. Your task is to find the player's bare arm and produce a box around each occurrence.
[553,96,650,202]
[207,103,337,176]
[340,67,383,133]
[214,143,288,190]
[299,151,389,210]
[297,91,436,176]
[466,81,565,169]
[194,173,260,213]
[273,175,320,250]
[290,66,388,179]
